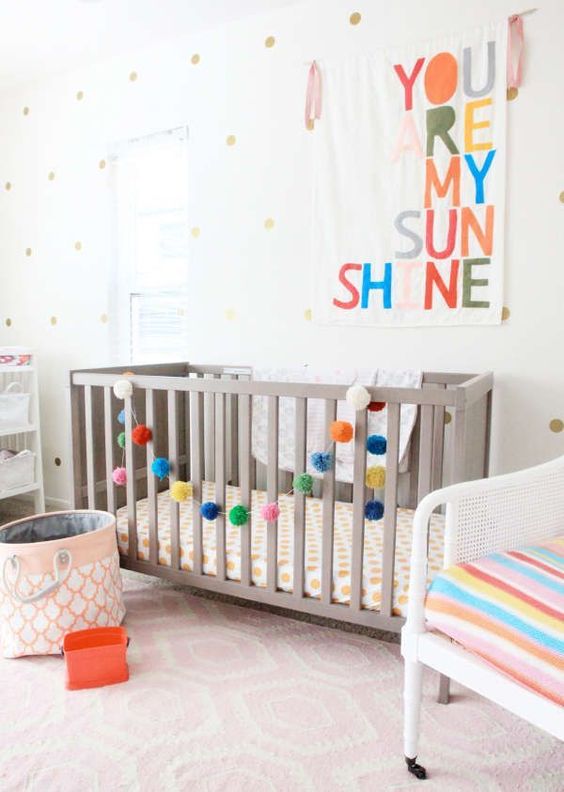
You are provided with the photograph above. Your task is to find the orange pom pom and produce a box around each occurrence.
[330,420,353,443]
[132,424,152,446]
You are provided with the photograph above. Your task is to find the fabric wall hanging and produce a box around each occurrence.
[311,20,508,327]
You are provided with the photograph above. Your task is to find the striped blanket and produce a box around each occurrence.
[425,536,564,705]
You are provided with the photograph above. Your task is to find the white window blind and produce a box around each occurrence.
[111,126,189,363]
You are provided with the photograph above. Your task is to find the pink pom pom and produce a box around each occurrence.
[261,502,280,522]
[112,466,127,486]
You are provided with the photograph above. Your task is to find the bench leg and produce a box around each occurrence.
[404,659,427,779]
[437,673,450,704]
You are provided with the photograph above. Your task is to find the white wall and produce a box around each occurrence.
[0,0,563,504]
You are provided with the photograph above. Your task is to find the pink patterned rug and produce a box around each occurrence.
[0,574,561,791]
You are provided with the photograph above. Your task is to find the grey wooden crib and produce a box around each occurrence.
[68,364,492,634]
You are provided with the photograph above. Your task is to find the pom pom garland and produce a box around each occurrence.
[261,502,280,522]
[368,401,386,412]
[366,434,387,455]
[229,505,249,526]
[330,420,354,443]
[310,451,333,473]
[366,465,386,489]
[365,499,384,521]
[346,384,371,411]
[200,501,219,520]
[112,466,127,486]
[117,409,126,425]
[113,379,133,399]
[117,431,126,449]
[151,457,170,480]
[132,424,152,446]
[170,481,192,502]
[294,473,314,494]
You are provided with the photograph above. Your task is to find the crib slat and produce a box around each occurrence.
[103,387,115,515]
[432,386,446,491]
[124,394,137,560]
[380,402,401,616]
[84,386,96,509]
[184,391,191,483]
[321,399,337,605]
[409,407,421,507]
[205,374,216,481]
[266,395,279,592]
[293,397,307,600]
[230,379,239,487]
[215,393,227,581]
[350,408,368,612]
[146,389,158,566]
[418,404,434,502]
[190,391,204,575]
[168,390,180,570]
[238,393,252,587]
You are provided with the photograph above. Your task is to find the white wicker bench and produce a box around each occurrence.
[401,454,564,779]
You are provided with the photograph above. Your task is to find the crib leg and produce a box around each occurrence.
[437,673,450,704]
[404,659,427,780]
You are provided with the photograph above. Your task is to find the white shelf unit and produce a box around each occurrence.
[0,356,45,513]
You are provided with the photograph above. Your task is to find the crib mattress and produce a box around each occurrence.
[425,536,564,705]
[116,483,445,616]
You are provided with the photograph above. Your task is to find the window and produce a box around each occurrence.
[111,127,189,363]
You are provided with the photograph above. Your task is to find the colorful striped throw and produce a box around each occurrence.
[425,536,564,705]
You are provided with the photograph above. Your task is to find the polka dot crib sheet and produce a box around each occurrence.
[116,483,445,616]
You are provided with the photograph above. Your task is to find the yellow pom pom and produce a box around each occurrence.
[366,466,386,489]
[170,481,192,502]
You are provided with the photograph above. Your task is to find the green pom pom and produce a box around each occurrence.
[229,504,249,526]
[293,473,313,494]
[117,431,126,449]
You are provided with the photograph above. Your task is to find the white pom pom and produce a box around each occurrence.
[113,379,133,399]
[346,384,371,411]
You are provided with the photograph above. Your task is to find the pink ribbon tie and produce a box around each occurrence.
[305,61,322,128]
[507,14,524,89]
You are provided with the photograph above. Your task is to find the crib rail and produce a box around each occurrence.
[69,363,493,632]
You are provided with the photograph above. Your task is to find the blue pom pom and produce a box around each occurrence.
[117,409,126,425]
[365,500,384,521]
[310,451,334,473]
[151,457,170,481]
[200,501,219,520]
[366,434,387,455]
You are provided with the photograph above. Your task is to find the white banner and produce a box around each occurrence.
[312,21,507,326]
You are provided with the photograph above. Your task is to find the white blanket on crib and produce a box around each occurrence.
[252,367,422,484]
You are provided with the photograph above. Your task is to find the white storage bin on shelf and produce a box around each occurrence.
[0,347,44,512]
[0,383,31,430]
[0,451,35,491]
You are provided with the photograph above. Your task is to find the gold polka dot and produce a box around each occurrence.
[99,159,106,170]
[306,118,315,131]
[507,86,519,101]
[100,313,109,324]
[23,106,29,116]
[76,90,84,101]
[129,71,138,82]
[5,182,11,191]
[191,226,200,238]
[74,241,82,251]
[549,418,564,433]
[341,584,351,595]
[559,191,564,204]
[50,316,58,326]
[226,134,237,146]
[281,572,290,583]
[191,53,200,65]
[501,306,510,321]
[444,411,452,425]
[350,11,362,25]
[265,36,275,48]
[311,578,320,590]
[54,457,62,467]
[253,566,262,577]
[5,318,12,327]
[225,308,236,321]
[304,308,312,321]
[48,171,55,181]
[264,217,275,230]
[25,248,32,257]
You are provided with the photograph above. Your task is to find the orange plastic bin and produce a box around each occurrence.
[62,626,129,690]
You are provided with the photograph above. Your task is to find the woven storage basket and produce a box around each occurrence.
[0,382,31,429]
[0,511,125,658]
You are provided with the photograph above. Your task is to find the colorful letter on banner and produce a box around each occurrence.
[312,20,507,326]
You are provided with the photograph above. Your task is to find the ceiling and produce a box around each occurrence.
[0,0,302,90]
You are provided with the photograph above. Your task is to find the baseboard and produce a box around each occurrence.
[45,496,72,510]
